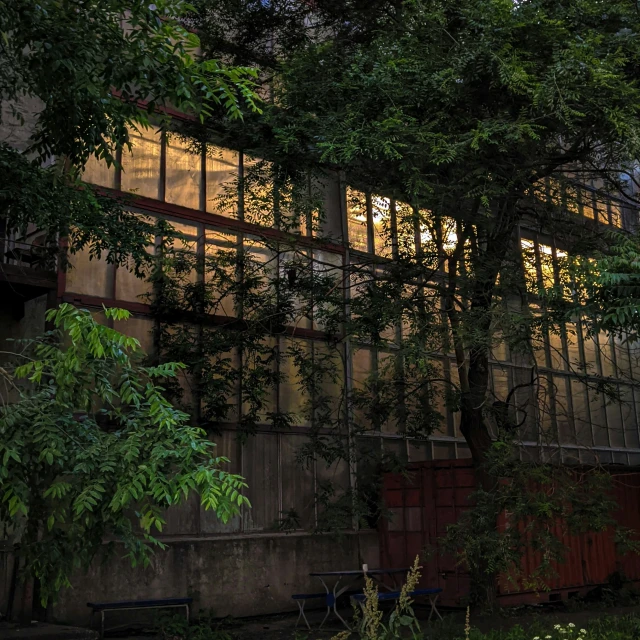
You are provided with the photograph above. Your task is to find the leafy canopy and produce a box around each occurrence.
[0,304,249,604]
[1,0,261,167]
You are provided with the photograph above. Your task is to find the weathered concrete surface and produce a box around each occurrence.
[0,622,98,640]
[52,531,379,627]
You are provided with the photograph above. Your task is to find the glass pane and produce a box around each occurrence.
[312,249,343,331]
[206,146,239,215]
[548,329,566,371]
[204,229,238,318]
[116,255,153,303]
[65,246,113,297]
[352,347,373,427]
[395,201,416,256]
[113,315,154,355]
[372,195,392,258]
[581,189,595,219]
[615,335,631,379]
[165,134,201,210]
[347,188,368,253]
[121,125,162,199]
[538,243,555,289]
[621,385,639,449]
[610,202,623,228]
[571,379,592,447]
[554,376,575,445]
[598,332,615,378]
[82,154,116,189]
[279,338,311,427]
[606,388,625,448]
[589,388,609,447]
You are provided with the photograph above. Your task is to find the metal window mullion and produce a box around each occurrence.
[159,130,167,202]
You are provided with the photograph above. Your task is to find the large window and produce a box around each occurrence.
[82,126,239,218]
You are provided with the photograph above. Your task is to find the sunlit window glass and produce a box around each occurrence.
[165,134,201,210]
[347,188,368,253]
[121,125,162,199]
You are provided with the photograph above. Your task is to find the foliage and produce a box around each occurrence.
[0,0,261,275]
[164,0,640,603]
[444,432,619,606]
[0,0,260,167]
[332,555,423,640]
[0,304,249,604]
[0,143,157,271]
[158,610,233,640]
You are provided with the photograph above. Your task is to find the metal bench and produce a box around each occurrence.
[351,587,443,621]
[87,597,192,638]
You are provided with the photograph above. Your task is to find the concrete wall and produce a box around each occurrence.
[52,531,380,626]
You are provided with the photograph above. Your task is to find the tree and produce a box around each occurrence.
[161,0,640,604]
[0,304,249,607]
[0,0,261,269]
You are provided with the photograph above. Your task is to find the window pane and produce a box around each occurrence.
[121,126,162,199]
[204,229,238,318]
[581,189,595,219]
[113,315,154,355]
[279,338,311,427]
[165,134,201,210]
[621,385,639,448]
[116,255,153,303]
[610,202,622,228]
[206,146,239,215]
[82,154,116,189]
[395,201,416,256]
[598,332,615,378]
[347,188,368,253]
[554,375,575,445]
[571,379,592,447]
[606,388,625,448]
[372,195,392,258]
[65,246,113,297]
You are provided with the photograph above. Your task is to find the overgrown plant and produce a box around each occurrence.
[0,304,249,605]
[337,555,423,640]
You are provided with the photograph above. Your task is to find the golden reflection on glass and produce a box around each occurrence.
[206,146,239,215]
[581,189,595,219]
[165,134,201,210]
[521,239,538,293]
[610,202,623,228]
[347,188,368,253]
[565,184,579,215]
[82,154,116,189]
[395,201,416,255]
[538,243,555,289]
[372,195,392,258]
[121,125,162,199]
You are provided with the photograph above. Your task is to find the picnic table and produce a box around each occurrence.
[308,567,411,629]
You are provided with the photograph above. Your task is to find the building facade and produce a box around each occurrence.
[2,112,640,623]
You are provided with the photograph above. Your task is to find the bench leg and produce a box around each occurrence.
[428,594,443,622]
[185,604,190,626]
[101,610,105,639]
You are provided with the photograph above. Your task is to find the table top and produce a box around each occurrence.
[310,568,411,577]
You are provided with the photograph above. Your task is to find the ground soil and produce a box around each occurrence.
[114,602,640,640]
